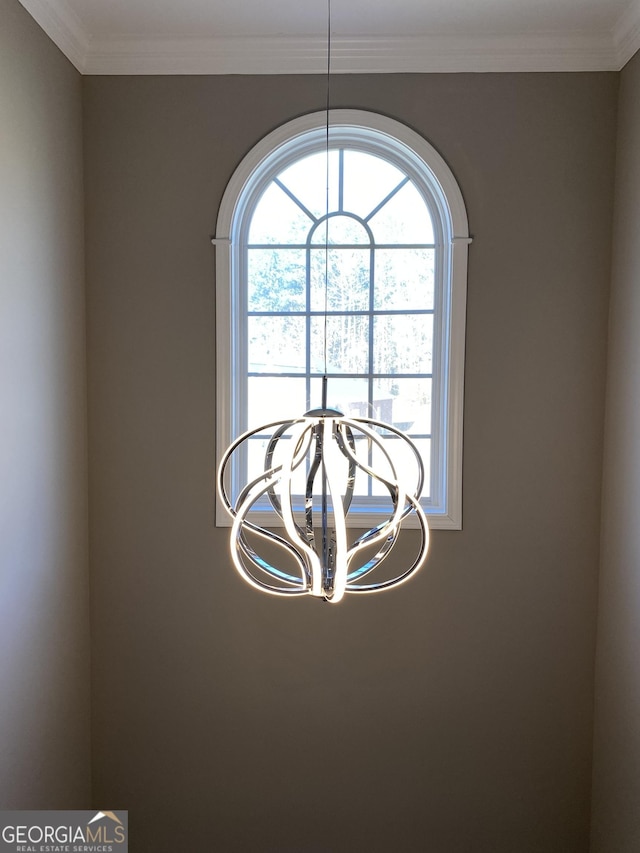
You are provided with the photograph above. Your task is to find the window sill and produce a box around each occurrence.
[215,506,461,531]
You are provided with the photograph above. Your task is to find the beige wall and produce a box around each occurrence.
[591,49,640,853]
[0,0,90,808]
[84,72,617,852]
[1,5,636,840]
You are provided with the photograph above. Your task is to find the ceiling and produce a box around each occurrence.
[18,0,640,74]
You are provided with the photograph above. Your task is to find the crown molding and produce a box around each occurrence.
[614,0,640,68]
[17,0,640,75]
[17,0,89,72]
[83,33,619,75]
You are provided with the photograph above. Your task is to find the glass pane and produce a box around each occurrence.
[311,315,369,375]
[277,150,340,220]
[310,377,431,433]
[249,182,314,244]
[310,376,369,417]
[310,247,370,312]
[343,150,406,220]
[310,215,371,245]
[370,378,432,434]
[368,181,434,244]
[373,314,433,375]
[371,437,431,499]
[247,377,307,431]
[374,249,434,310]
[248,249,306,312]
[248,315,306,373]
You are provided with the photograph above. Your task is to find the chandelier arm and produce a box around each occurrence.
[278,421,324,597]
[325,448,402,580]
[219,459,284,542]
[335,423,398,497]
[334,423,357,515]
[334,420,425,582]
[322,418,350,602]
[339,418,422,527]
[333,421,408,538]
[346,528,399,582]
[264,422,302,520]
[217,417,308,514]
[305,423,324,543]
[231,465,314,588]
[319,424,332,594]
[236,541,307,587]
[230,464,287,533]
[234,486,312,585]
[265,423,314,540]
[344,502,404,582]
[231,530,311,595]
[343,417,425,501]
[235,532,308,589]
[230,534,310,595]
[346,494,430,593]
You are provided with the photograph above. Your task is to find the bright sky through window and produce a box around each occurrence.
[215,111,469,528]
[245,148,435,499]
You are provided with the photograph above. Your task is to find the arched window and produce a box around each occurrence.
[214,110,470,529]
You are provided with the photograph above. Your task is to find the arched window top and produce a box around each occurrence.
[217,110,469,248]
[215,110,470,530]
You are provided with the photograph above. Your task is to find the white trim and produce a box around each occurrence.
[15,0,640,76]
[214,109,469,531]
[614,0,640,68]
[216,509,458,532]
[82,33,620,75]
[215,109,469,239]
[17,0,89,72]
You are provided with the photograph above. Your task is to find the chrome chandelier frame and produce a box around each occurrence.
[217,402,429,603]
[216,0,430,603]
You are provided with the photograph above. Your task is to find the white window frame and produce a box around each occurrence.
[214,109,470,530]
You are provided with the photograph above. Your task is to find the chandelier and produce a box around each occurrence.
[216,1,430,603]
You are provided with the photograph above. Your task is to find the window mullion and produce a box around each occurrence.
[363,175,410,222]
[306,241,312,410]
[368,243,375,496]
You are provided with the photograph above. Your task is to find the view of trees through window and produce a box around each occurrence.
[244,148,436,498]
